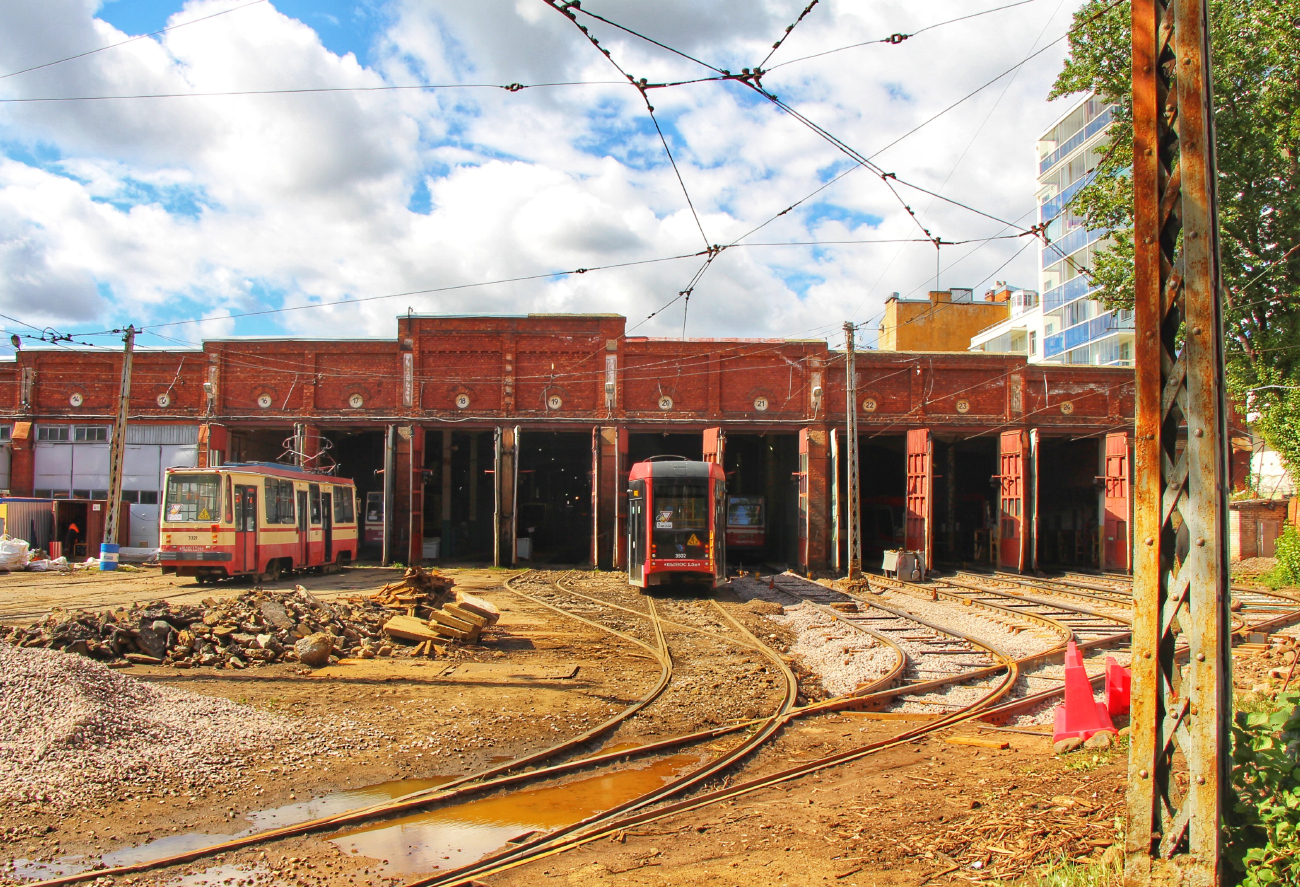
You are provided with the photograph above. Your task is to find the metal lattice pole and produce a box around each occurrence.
[1127,0,1232,883]
[844,322,861,579]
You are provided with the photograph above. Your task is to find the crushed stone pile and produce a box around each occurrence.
[768,603,898,697]
[0,578,468,670]
[0,642,322,807]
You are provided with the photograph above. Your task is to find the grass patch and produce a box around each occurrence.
[1061,734,1130,772]
[1016,851,1122,887]
[1235,690,1279,714]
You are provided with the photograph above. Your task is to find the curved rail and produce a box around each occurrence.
[26,569,679,887]
[424,575,1024,884]
[406,596,801,887]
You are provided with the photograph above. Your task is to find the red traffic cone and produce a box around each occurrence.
[769,575,776,590]
[1105,656,1131,716]
[1053,640,1117,744]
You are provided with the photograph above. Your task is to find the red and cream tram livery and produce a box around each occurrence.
[626,456,726,589]
[724,495,766,552]
[160,463,359,583]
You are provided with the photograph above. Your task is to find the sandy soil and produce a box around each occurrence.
[0,566,1286,887]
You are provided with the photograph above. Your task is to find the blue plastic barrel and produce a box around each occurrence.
[99,543,120,571]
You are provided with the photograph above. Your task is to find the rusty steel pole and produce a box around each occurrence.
[844,322,862,579]
[1127,0,1232,884]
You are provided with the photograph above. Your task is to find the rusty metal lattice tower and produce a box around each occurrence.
[1127,0,1232,884]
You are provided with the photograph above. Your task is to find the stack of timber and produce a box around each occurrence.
[377,567,501,654]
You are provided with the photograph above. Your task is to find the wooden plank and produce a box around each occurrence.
[944,735,1009,750]
[443,603,490,628]
[383,615,444,643]
[428,609,476,633]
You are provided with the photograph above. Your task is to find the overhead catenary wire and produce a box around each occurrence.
[764,0,1043,71]
[29,1,1122,373]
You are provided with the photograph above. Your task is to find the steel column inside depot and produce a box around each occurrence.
[1127,0,1232,881]
[494,426,519,568]
[591,427,623,570]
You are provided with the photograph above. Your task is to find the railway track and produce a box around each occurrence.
[27,570,796,887]
[27,567,1300,887]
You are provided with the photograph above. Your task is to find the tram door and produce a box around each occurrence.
[297,489,309,567]
[234,485,258,574]
[322,491,333,564]
[628,481,646,584]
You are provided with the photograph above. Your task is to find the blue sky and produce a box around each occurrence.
[0,0,1088,349]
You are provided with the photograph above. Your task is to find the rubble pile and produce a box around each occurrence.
[0,642,310,807]
[0,567,499,668]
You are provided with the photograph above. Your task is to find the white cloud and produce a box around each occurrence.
[0,0,1088,347]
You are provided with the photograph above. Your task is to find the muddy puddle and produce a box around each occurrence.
[6,776,458,882]
[330,753,704,875]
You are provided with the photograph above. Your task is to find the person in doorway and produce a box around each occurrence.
[64,522,81,560]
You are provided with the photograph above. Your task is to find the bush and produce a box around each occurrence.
[1226,690,1300,886]
[1271,524,1300,588]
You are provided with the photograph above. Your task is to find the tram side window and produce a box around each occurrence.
[164,473,220,522]
[309,484,322,524]
[265,478,296,524]
[333,486,355,523]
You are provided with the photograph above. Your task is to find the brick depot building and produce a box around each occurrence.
[0,313,1142,573]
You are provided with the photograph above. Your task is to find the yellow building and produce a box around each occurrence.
[877,287,1010,352]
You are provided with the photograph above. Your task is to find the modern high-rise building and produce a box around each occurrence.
[971,95,1135,364]
[1035,94,1134,366]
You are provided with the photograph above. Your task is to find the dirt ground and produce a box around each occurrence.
[0,565,1269,887]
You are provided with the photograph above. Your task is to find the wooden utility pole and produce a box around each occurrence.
[1127,0,1231,882]
[101,325,135,570]
[844,322,861,579]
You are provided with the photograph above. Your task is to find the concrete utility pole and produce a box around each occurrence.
[1127,0,1232,883]
[844,322,861,579]
[101,325,135,571]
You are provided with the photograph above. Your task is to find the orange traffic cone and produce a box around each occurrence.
[769,575,776,590]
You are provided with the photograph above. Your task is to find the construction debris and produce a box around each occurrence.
[373,567,502,647]
[0,573,495,669]
[369,565,456,614]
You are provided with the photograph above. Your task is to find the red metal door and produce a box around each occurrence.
[998,430,1027,572]
[1102,432,1131,572]
[703,428,725,464]
[904,429,932,571]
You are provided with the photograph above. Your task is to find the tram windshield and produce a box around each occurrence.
[726,497,764,528]
[164,473,221,523]
[652,479,709,559]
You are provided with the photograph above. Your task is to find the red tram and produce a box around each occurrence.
[627,456,726,589]
[159,463,359,583]
[724,495,766,553]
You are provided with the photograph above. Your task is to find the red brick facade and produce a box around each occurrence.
[0,314,1137,569]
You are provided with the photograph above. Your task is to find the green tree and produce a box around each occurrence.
[1050,0,1300,475]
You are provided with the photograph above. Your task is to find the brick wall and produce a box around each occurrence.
[0,314,1139,569]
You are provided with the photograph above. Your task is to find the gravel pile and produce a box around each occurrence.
[729,579,896,697]
[768,604,897,696]
[0,586,413,670]
[0,643,329,808]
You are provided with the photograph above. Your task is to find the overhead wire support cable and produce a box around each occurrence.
[543,1,711,251]
[0,79,632,104]
[764,0,1042,72]
[0,0,269,81]
[105,249,709,334]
